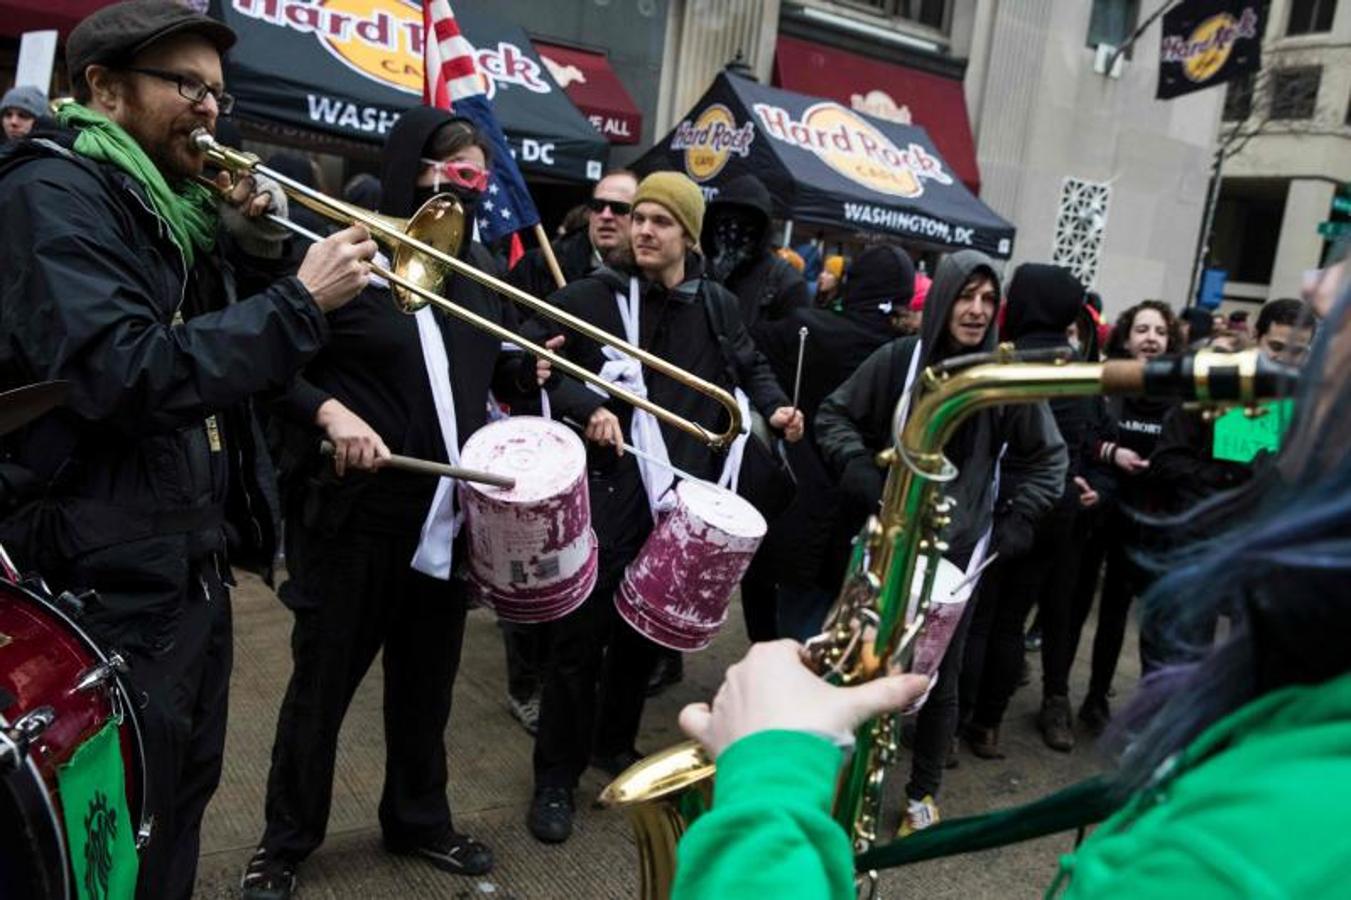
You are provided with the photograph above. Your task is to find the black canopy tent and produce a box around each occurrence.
[211,0,609,182]
[633,72,1015,258]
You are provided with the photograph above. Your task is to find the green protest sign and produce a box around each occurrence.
[57,721,138,900]
[1212,398,1294,463]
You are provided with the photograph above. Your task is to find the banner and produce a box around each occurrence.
[1157,0,1263,100]
[634,73,1015,258]
[57,721,138,900]
[212,0,608,182]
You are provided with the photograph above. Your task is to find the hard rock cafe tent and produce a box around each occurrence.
[633,71,1015,258]
[210,0,609,181]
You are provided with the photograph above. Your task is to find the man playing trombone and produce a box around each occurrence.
[0,2,376,897]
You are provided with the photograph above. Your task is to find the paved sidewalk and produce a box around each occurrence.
[195,570,1131,898]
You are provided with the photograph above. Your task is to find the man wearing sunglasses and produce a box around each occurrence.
[0,2,375,896]
[509,169,638,298]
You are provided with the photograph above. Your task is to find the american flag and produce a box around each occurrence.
[422,0,541,249]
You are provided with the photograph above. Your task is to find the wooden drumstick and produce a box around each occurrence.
[792,326,808,411]
[319,441,515,489]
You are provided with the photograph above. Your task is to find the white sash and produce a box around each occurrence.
[591,277,750,513]
[410,306,464,580]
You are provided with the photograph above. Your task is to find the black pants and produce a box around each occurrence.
[130,557,231,900]
[532,541,662,788]
[500,620,545,703]
[964,506,1083,729]
[259,527,469,863]
[906,596,977,801]
[740,548,779,642]
[1068,508,1148,701]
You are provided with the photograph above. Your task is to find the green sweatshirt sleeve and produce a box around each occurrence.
[672,730,855,900]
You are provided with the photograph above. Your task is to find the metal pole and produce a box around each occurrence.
[1186,145,1225,309]
[782,218,794,247]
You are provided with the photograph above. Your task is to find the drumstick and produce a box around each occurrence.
[792,326,808,411]
[947,552,1000,598]
[560,417,713,487]
[319,441,516,489]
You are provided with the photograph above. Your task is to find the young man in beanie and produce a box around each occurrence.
[1,84,48,141]
[0,2,375,896]
[524,170,804,843]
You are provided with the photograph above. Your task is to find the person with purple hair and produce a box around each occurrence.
[665,269,1351,898]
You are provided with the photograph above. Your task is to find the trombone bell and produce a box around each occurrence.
[385,195,467,314]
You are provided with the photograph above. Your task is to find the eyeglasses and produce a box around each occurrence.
[587,197,632,216]
[121,67,235,115]
[420,158,491,193]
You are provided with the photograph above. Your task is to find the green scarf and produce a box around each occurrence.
[56,103,217,268]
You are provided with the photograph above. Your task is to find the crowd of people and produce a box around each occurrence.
[0,2,1339,899]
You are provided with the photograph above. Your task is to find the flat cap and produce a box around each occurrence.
[67,0,236,93]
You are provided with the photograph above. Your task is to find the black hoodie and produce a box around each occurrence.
[816,250,1067,563]
[1003,264,1112,500]
[700,174,808,332]
[276,107,534,532]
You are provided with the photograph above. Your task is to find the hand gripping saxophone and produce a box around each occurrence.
[600,346,1297,899]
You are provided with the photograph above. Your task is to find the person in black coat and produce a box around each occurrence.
[959,264,1111,756]
[524,171,802,845]
[508,169,638,298]
[755,244,915,639]
[240,109,545,898]
[699,173,810,642]
[0,4,375,896]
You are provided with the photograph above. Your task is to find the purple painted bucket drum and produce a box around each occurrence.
[615,480,767,651]
[908,555,973,680]
[459,416,597,623]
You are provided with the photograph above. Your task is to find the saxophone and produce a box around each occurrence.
[600,347,1292,899]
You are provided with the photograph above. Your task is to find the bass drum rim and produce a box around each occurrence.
[0,721,71,900]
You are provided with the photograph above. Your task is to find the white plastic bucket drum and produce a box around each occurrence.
[615,480,767,651]
[907,555,972,679]
[459,416,597,623]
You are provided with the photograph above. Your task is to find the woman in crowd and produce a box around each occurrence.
[669,282,1348,899]
[1069,299,1182,731]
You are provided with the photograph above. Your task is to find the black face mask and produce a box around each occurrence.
[413,183,481,216]
[708,209,760,282]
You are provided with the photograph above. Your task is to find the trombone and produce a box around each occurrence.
[191,129,743,449]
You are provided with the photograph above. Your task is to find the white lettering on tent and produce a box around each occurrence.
[306,94,402,136]
[842,202,975,247]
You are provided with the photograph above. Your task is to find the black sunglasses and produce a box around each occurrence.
[587,197,632,216]
[122,66,235,115]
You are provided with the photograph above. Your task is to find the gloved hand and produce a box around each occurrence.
[218,172,291,258]
[839,455,885,513]
[993,510,1036,560]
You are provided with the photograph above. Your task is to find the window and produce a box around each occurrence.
[1086,0,1140,48]
[1223,71,1255,121]
[1211,182,1286,285]
[835,0,949,31]
[1287,0,1337,35]
[1269,66,1322,120]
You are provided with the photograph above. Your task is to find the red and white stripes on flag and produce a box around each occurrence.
[422,0,481,110]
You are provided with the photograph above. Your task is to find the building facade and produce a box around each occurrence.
[1210,0,1350,308]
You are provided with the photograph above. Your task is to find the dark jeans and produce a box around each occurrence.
[907,597,977,801]
[131,557,231,900]
[532,546,661,789]
[260,528,469,862]
[1068,507,1150,701]
[965,507,1083,729]
[740,548,780,642]
[501,620,545,703]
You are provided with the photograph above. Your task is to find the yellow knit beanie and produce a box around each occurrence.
[633,171,705,241]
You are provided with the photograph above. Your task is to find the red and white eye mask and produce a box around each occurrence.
[421,158,490,194]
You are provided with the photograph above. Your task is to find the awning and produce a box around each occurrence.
[632,71,1014,258]
[773,35,981,195]
[533,40,642,145]
[212,0,609,183]
[0,0,110,38]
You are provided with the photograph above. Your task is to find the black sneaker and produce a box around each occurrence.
[385,829,494,876]
[527,786,575,844]
[590,748,643,779]
[240,847,297,900]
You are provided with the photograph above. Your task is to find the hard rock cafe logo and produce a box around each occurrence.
[751,102,951,199]
[231,0,554,97]
[671,104,756,182]
[1161,6,1259,83]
